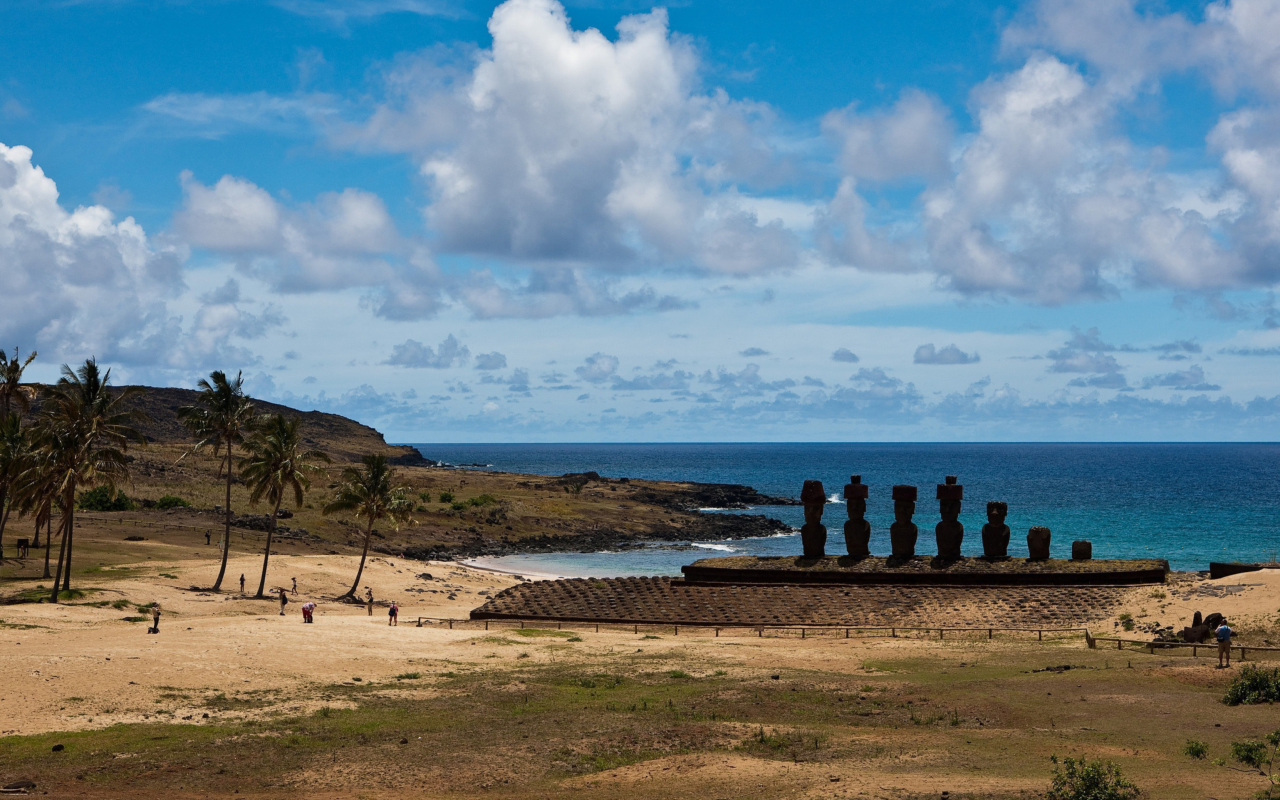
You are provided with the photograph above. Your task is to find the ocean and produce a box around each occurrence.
[407,443,1280,576]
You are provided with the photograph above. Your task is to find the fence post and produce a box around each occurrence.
[939,628,943,640]
[715,628,720,637]
[758,627,763,638]
[595,624,599,633]
[1192,645,1197,657]
[1240,647,1247,661]
[988,628,993,640]
[674,626,678,636]
[1117,639,1122,650]
[891,628,896,638]
[448,620,453,629]
[485,621,489,630]
[845,628,850,639]
[1038,630,1043,642]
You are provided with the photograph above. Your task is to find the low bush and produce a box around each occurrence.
[156,495,190,510]
[1185,739,1208,759]
[438,491,454,503]
[450,501,467,511]
[78,486,133,512]
[1223,664,1280,706]
[1231,729,1280,798]
[418,491,431,503]
[1046,756,1140,800]
[468,494,498,507]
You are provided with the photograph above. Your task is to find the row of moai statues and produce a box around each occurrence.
[799,475,1085,561]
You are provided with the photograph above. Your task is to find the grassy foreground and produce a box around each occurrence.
[3,632,1278,799]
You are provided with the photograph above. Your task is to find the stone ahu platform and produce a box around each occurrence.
[681,555,1169,586]
[469,577,1131,627]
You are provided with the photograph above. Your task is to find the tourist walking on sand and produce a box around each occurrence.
[1216,619,1234,667]
[388,601,398,626]
[150,603,161,634]
[301,601,315,623]
[291,577,297,595]
[365,586,374,616]
[278,588,290,616]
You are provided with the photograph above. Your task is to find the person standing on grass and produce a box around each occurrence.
[1216,619,1234,668]
[365,586,374,616]
[389,600,398,626]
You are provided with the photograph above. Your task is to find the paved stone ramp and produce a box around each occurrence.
[470,577,1127,627]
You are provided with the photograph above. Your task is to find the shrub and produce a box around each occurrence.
[78,486,133,511]
[1184,739,1208,759]
[468,494,498,507]
[450,501,466,511]
[438,491,454,503]
[156,495,190,510]
[1231,730,1280,798]
[418,491,431,503]
[1045,756,1140,800]
[1224,664,1280,706]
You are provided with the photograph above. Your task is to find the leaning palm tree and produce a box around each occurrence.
[177,371,256,591]
[0,413,32,550]
[0,347,37,419]
[323,454,416,600]
[33,358,144,602]
[13,442,59,578]
[239,414,329,598]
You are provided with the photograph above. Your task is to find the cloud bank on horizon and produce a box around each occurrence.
[4,0,1280,440]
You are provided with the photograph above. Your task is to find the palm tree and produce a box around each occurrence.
[177,371,256,591]
[0,347,37,419]
[13,443,59,578]
[33,358,144,602]
[323,454,416,599]
[239,414,329,599]
[0,413,31,552]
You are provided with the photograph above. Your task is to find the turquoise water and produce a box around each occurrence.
[410,443,1280,576]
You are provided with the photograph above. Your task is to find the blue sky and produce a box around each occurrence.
[3,0,1280,441]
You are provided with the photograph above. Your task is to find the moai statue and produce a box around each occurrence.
[981,501,1010,559]
[1071,540,1092,560]
[935,475,964,560]
[1027,526,1051,560]
[843,475,871,558]
[889,485,918,560]
[799,479,827,559]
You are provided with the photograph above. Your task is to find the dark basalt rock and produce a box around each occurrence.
[843,475,870,559]
[1071,540,1092,561]
[1027,527,1051,561]
[935,476,964,560]
[800,479,827,558]
[890,485,918,561]
[981,501,1010,559]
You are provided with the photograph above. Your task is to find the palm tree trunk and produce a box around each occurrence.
[212,449,233,591]
[41,514,52,576]
[61,499,75,594]
[0,485,8,554]
[50,508,70,603]
[254,500,280,599]
[343,517,375,599]
[32,515,40,548]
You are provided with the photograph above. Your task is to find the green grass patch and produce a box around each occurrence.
[513,628,574,638]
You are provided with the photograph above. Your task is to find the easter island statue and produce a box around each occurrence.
[1027,526,1051,561]
[981,501,1010,559]
[935,475,964,561]
[799,479,827,559]
[843,475,871,558]
[889,485,918,561]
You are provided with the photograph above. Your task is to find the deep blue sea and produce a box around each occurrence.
[406,443,1280,576]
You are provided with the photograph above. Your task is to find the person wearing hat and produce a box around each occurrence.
[890,485,918,560]
[1215,619,1235,668]
[844,476,870,558]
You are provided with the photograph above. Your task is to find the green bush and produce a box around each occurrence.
[450,501,466,511]
[1046,756,1140,800]
[156,495,190,510]
[1184,739,1208,759]
[438,491,454,503]
[1224,664,1280,706]
[1231,730,1280,798]
[468,494,498,507]
[78,486,133,512]
[418,491,431,503]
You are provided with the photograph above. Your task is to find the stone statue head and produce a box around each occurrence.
[844,475,868,519]
[986,501,1008,525]
[940,498,961,522]
[893,499,915,522]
